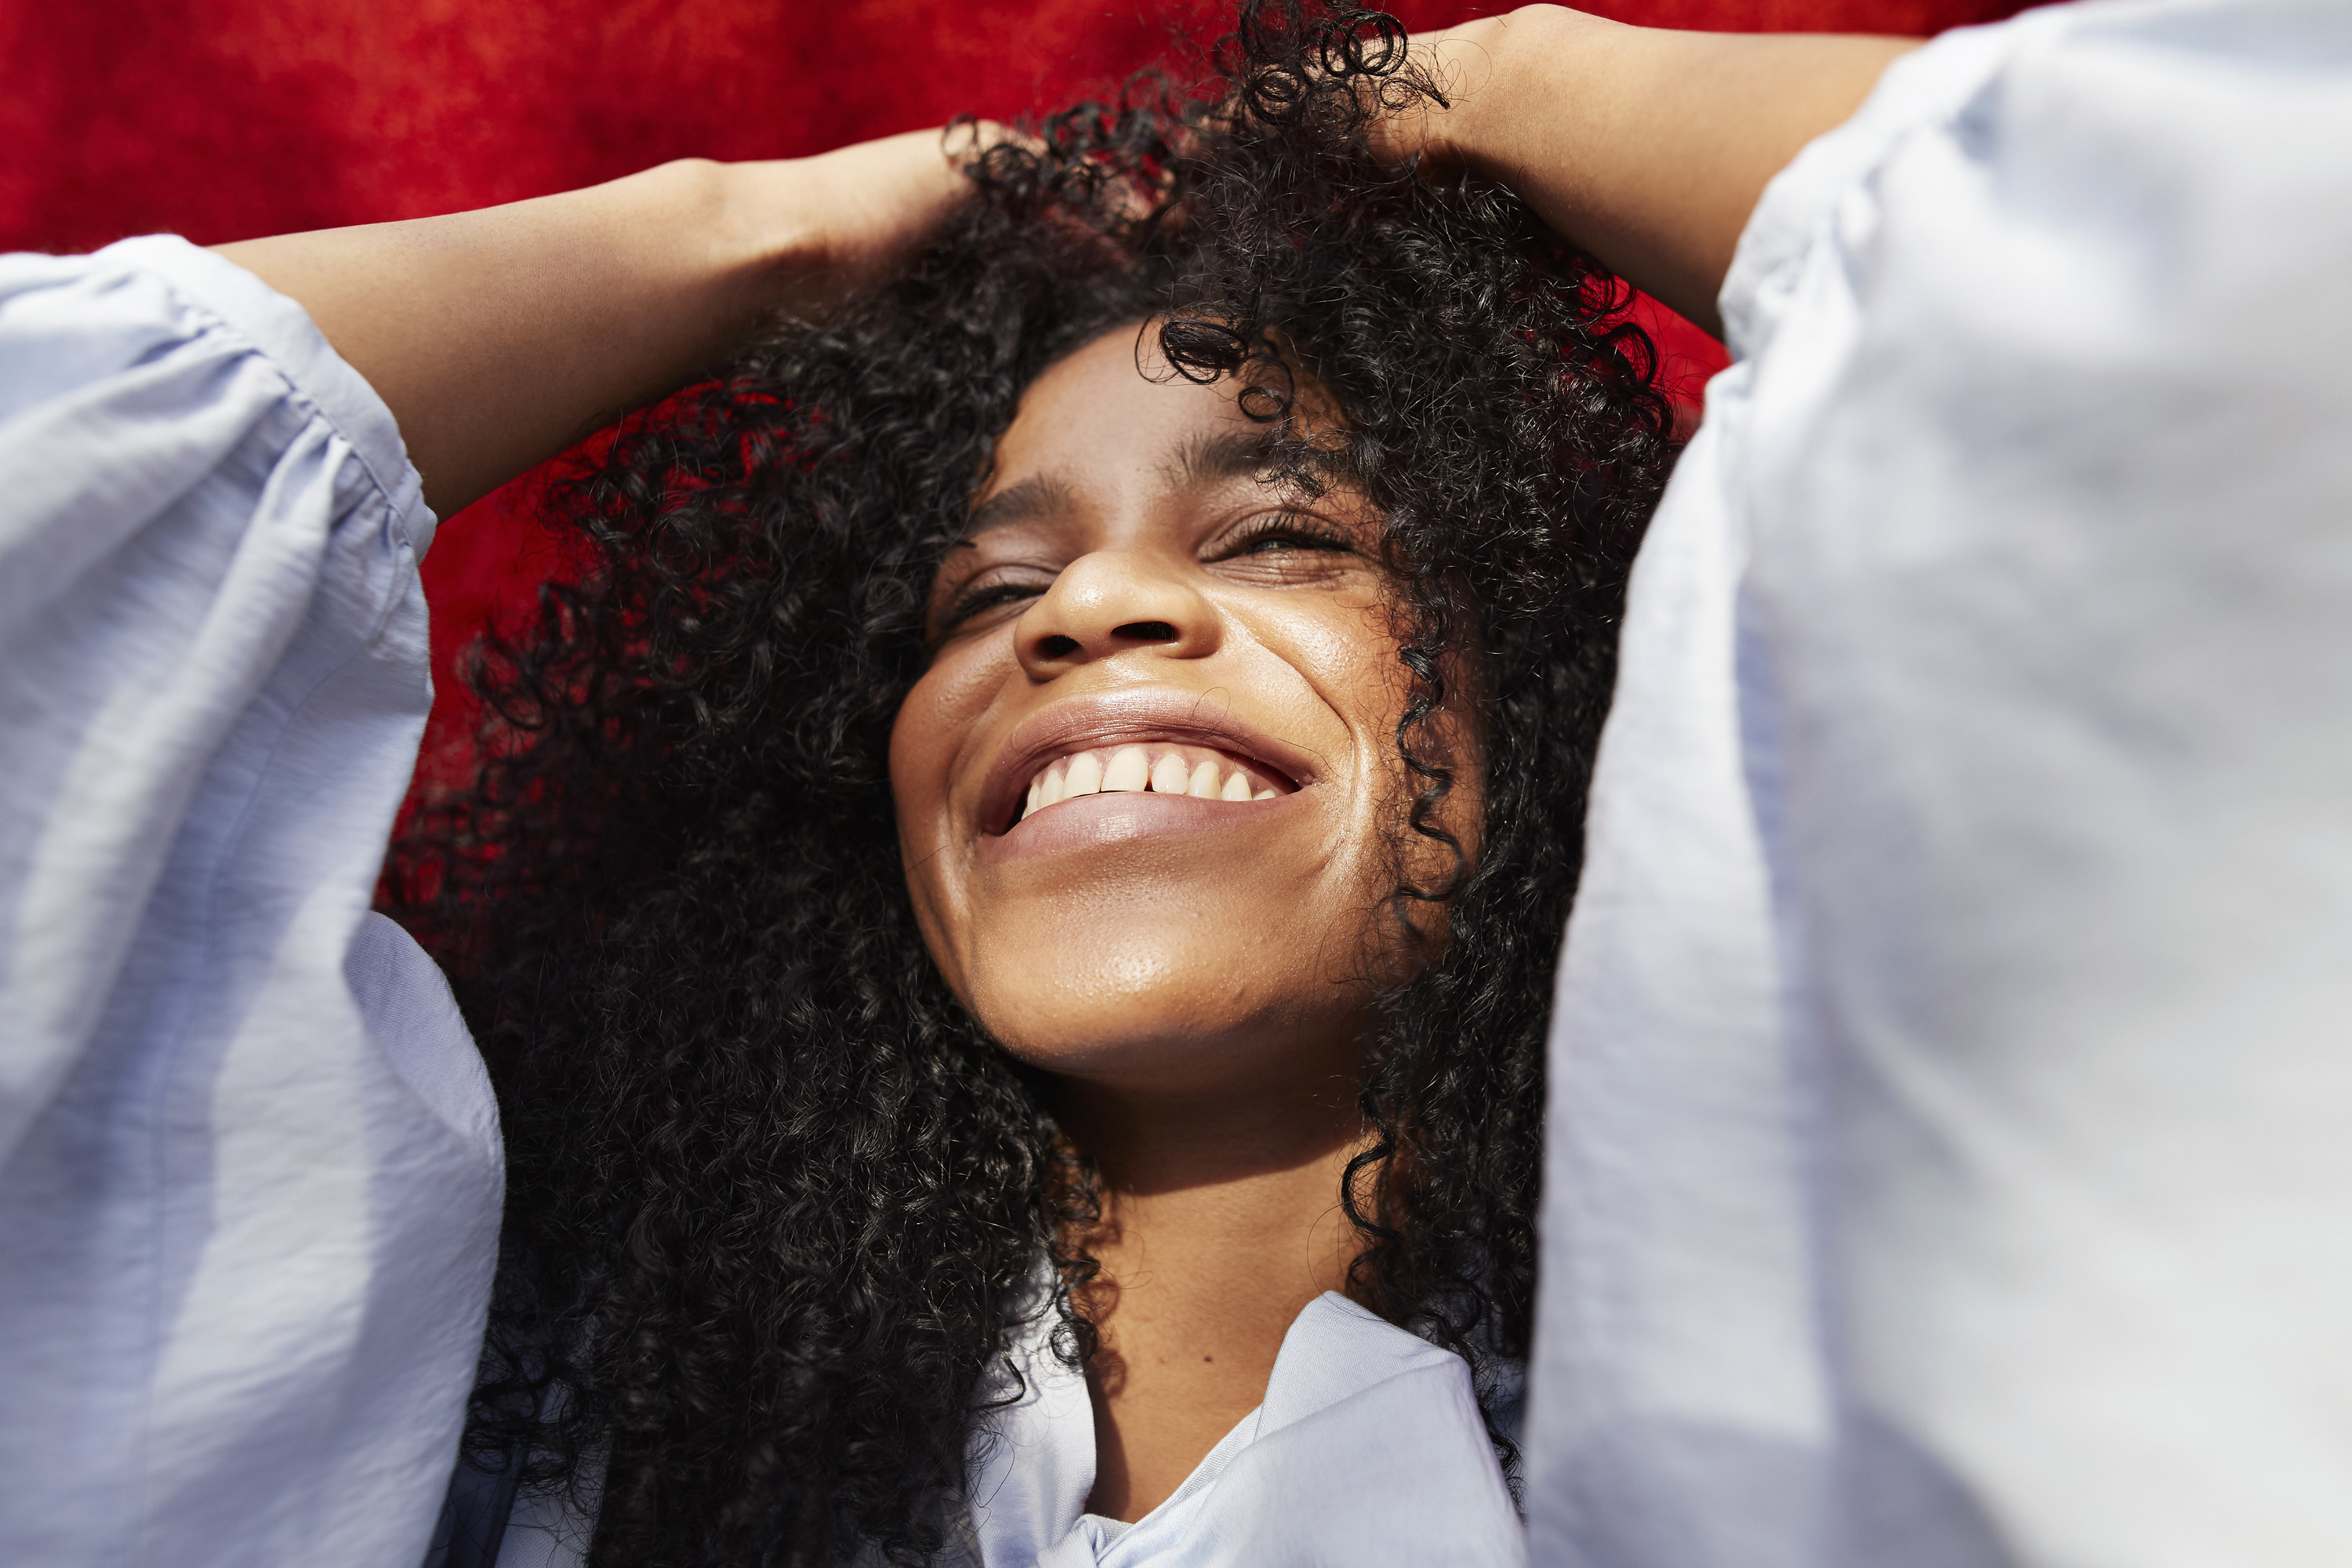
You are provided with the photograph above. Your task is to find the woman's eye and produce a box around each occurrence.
[1210,514,1362,575]
[941,581,1042,630]
[1224,514,1352,553]
[1238,530,1337,554]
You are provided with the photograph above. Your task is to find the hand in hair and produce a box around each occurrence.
[215,125,1015,518]
[1366,5,1921,336]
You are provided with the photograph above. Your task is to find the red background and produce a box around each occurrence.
[2,0,2027,790]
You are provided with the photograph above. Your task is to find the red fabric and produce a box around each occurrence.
[5,0,2027,790]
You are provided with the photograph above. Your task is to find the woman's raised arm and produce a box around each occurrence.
[0,120,1000,1568]
[1377,5,1921,336]
[216,128,991,518]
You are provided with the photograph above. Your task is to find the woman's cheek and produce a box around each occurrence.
[887,648,1000,993]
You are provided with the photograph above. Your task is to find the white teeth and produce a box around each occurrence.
[1016,743,1290,822]
[1103,745,1150,793]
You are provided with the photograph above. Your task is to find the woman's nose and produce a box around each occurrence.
[1014,550,1221,679]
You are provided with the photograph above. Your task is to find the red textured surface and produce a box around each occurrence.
[5,0,2028,792]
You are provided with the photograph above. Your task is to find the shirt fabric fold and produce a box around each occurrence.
[1526,5,2352,1566]
[0,235,501,1568]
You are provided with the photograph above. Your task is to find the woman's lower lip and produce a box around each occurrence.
[978,789,1305,863]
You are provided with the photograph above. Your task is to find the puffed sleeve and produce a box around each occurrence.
[1530,4,2352,1568]
[0,238,502,1568]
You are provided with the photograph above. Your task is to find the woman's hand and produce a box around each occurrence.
[753,122,1012,316]
[1367,5,1922,337]
[218,126,1004,519]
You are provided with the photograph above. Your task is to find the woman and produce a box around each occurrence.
[20,2,2352,1566]
[2,3,2002,1566]
[387,9,1676,1563]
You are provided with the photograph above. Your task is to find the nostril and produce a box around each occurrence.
[1036,633,1079,659]
[1114,621,1177,643]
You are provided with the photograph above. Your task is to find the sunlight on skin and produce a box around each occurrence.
[888,326,1482,1519]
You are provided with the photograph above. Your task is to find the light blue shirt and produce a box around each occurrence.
[966,1290,1521,1568]
[1530,4,2352,1566]
[0,237,501,1567]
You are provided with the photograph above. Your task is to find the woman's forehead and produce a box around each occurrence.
[967,426,1279,541]
[982,328,1264,502]
[972,324,1358,541]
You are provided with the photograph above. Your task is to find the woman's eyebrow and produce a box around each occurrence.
[1166,428,1277,490]
[964,474,1077,538]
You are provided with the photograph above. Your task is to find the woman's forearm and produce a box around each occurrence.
[1395,7,1921,336]
[217,131,980,518]
[211,9,1915,519]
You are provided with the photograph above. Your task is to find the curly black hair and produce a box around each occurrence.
[386,4,1675,1563]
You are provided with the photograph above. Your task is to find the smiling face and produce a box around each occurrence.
[889,325,1478,1100]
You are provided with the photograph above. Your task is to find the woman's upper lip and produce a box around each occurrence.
[977,688,1321,836]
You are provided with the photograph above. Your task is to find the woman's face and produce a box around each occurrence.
[889,325,1476,1098]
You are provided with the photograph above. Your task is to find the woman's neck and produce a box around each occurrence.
[1052,1072,1372,1523]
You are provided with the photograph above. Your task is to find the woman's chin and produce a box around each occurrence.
[970,962,1368,1100]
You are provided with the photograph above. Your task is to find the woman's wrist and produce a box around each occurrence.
[556,133,985,349]
[1381,7,1710,310]
[1398,6,1616,179]
[713,127,994,321]
[1381,6,1916,333]
[702,157,845,323]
